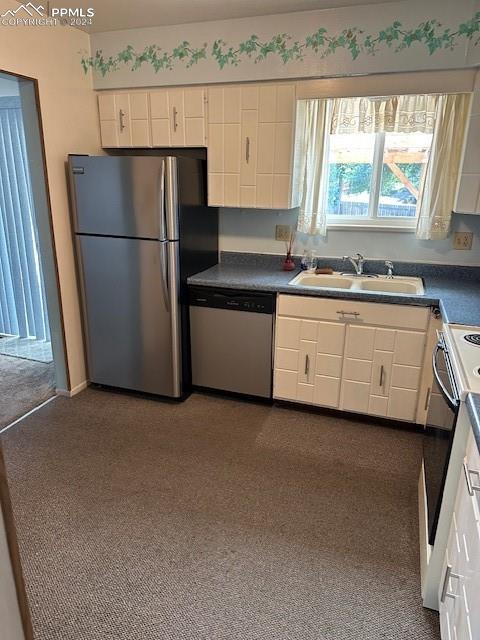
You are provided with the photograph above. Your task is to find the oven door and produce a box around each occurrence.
[423,332,460,545]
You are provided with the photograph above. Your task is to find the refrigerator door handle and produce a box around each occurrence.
[167,242,181,397]
[159,241,170,312]
[159,159,167,241]
[165,157,179,240]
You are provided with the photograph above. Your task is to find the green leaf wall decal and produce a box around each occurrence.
[80,13,480,76]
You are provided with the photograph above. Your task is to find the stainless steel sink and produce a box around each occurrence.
[289,271,424,295]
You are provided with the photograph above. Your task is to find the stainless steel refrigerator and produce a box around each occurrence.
[68,154,218,398]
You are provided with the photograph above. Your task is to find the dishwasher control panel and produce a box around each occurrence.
[189,287,275,314]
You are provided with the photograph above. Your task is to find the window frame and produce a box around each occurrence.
[323,106,429,231]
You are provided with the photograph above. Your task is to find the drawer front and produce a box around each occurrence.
[277,295,429,331]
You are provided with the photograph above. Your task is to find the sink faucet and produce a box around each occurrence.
[385,260,394,278]
[342,253,365,276]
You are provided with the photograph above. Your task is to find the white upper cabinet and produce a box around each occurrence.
[207,83,298,209]
[97,82,298,208]
[150,87,206,147]
[98,88,206,149]
[455,73,480,214]
[98,92,151,148]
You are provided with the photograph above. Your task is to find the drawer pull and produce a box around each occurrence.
[246,136,250,163]
[440,564,461,603]
[119,109,126,132]
[379,364,385,388]
[172,107,178,131]
[463,461,480,496]
[424,387,431,411]
[336,310,360,318]
[304,354,310,376]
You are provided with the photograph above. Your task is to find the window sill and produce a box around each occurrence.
[327,223,416,233]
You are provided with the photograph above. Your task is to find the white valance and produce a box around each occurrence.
[330,94,438,135]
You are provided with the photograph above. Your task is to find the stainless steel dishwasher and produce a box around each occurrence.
[189,287,275,398]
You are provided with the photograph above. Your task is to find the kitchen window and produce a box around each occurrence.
[295,93,471,238]
[325,129,433,228]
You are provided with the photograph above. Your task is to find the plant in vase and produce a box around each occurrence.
[282,229,296,271]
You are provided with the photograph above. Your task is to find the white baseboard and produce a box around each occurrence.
[418,461,431,601]
[56,380,88,398]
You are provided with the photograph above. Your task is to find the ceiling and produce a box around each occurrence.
[43,0,399,34]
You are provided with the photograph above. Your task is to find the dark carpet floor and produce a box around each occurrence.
[1,389,439,639]
[0,353,55,430]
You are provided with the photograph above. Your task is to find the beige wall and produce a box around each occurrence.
[0,2,101,390]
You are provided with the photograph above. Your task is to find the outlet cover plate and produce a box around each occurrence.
[453,231,473,250]
[275,225,292,241]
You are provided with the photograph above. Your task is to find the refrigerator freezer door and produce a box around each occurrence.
[69,156,166,240]
[77,235,181,396]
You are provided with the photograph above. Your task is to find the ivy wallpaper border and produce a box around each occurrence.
[82,13,480,76]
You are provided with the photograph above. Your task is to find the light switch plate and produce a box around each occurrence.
[453,231,473,250]
[275,225,292,241]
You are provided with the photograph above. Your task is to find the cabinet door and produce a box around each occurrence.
[184,88,206,146]
[340,324,425,420]
[98,94,121,147]
[129,92,151,147]
[314,321,345,408]
[150,90,171,146]
[387,330,425,421]
[274,316,301,401]
[454,92,480,215]
[341,324,374,414]
[206,83,296,208]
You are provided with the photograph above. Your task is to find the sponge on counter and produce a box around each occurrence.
[315,267,334,275]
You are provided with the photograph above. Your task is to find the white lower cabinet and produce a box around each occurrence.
[439,430,480,640]
[273,295,429,421]
[275,317,345,408]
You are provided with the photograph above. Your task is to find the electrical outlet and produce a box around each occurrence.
[275,225,292,241]
[453,231,473,250]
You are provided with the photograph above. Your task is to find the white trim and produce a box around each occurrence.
[419,461,432,601]
[55,380,88,398]
[297,69,476,100]
[326,223,416,233]
[0,395,57,435]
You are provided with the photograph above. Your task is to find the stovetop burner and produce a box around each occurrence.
[463,333,480,346]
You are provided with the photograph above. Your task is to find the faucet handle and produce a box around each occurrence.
[356,253,364,261]
[385,260,394,278]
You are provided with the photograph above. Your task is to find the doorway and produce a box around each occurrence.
[0,71,65,429]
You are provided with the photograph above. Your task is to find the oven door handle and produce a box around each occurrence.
[432,340,459,411]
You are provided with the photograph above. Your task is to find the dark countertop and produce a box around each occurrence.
[188,263,480,325]
[466,394,480,455]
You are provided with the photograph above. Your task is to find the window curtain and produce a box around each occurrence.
[330,94,438,134]
[416,93,471,240]
[0,96,50,340]
[296,99,329,235]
